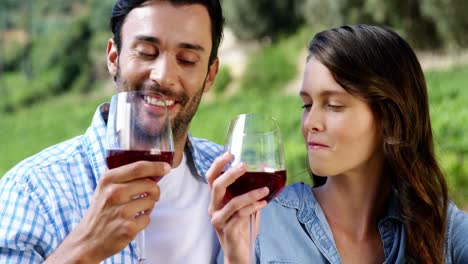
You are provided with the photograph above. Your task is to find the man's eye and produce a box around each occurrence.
[178,59,196,65]
[137,51,157,58]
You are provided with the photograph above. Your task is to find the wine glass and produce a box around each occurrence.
[105,90,174,263]
[224,113,287,264]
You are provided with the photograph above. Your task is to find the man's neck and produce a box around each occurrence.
[172,132,189,168]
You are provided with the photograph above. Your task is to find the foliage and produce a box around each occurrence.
[421,0,468,50]
[211,65,232,96]
[0,36,25,72]
[299,0,347,29]
[239,27,310,97]
[363,0,441,49]
[299,0,442,49]
[87,0,115,33]
[221,0,303,41]
[0,15,93,112]
[425,66,468,203]
[32,15,93,90]
[223,0,467,50]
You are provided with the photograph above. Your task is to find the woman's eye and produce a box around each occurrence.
[302,104,312,110]
[327,104,344,110]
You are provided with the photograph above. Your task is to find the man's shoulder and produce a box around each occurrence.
[186,136,223,181]
[2,135,85,182]
[191,137,222,148]
[190,137,223,157]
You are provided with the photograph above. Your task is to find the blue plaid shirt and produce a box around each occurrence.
[0,104,223,263]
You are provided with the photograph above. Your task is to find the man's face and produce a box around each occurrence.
[107,1,218,145]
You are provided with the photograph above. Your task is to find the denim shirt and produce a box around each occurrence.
[256,182,468,264]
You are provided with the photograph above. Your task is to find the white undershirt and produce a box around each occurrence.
[145,153,219,263]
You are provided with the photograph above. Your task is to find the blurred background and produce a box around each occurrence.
[1,0,467,208]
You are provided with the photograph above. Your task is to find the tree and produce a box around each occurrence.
[421,0,468,50]
[222,0,304,41]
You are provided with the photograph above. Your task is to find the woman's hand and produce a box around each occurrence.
[207,152,269,264]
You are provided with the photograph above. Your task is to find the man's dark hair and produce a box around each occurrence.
[110,0,224,65]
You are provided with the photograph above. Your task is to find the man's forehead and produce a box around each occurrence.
[121,1,212,47]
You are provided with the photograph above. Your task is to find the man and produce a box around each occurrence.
[0,0,224,263]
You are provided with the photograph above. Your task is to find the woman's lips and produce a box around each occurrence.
[307,141,330,149]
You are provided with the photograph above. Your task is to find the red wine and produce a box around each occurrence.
[106,149,174,181]
[225,170,286,203]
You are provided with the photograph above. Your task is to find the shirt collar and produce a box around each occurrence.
[381,188,403,222]
[274,183,403,223]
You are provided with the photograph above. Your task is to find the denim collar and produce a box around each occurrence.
[275,182,404,224]
[274,182,405,263]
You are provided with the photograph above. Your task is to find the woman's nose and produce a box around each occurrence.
[303,107,325,133]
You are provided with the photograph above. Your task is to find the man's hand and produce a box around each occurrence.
[45,161,171,264]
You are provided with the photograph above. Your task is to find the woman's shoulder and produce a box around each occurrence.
[259,182,330,263]
[446,202,468,262]
[261,182,321,227]
[447,202,468,231]
[270,182,317,210]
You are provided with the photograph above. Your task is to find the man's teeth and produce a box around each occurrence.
[144,96,174,107]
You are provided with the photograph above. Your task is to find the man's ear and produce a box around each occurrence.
[203,58,219,93]
[107,38,119,79]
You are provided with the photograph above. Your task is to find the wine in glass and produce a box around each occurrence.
[224,113,287,264]
[105,90,174,263]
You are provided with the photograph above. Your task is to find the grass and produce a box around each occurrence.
[0,90,111,175]
[425,66,468,204]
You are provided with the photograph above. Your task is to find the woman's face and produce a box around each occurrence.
[300,57,383,178]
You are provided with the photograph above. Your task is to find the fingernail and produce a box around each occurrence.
[236,162,245,169]
[164,163,171,171]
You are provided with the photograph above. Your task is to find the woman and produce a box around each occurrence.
[207,25,468,263]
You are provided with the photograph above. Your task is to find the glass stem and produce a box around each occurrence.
[137,230,146,263]
[249,213,256,264]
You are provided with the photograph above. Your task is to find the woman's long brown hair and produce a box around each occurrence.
[307,25,448,263]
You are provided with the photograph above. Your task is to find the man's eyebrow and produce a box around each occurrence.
[136,35,160,44]
[178,43,205,52]
[135,35,205,52]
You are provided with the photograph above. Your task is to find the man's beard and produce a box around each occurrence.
[114,67,206,146]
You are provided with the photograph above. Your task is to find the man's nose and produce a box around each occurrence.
[150,55,177,88]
